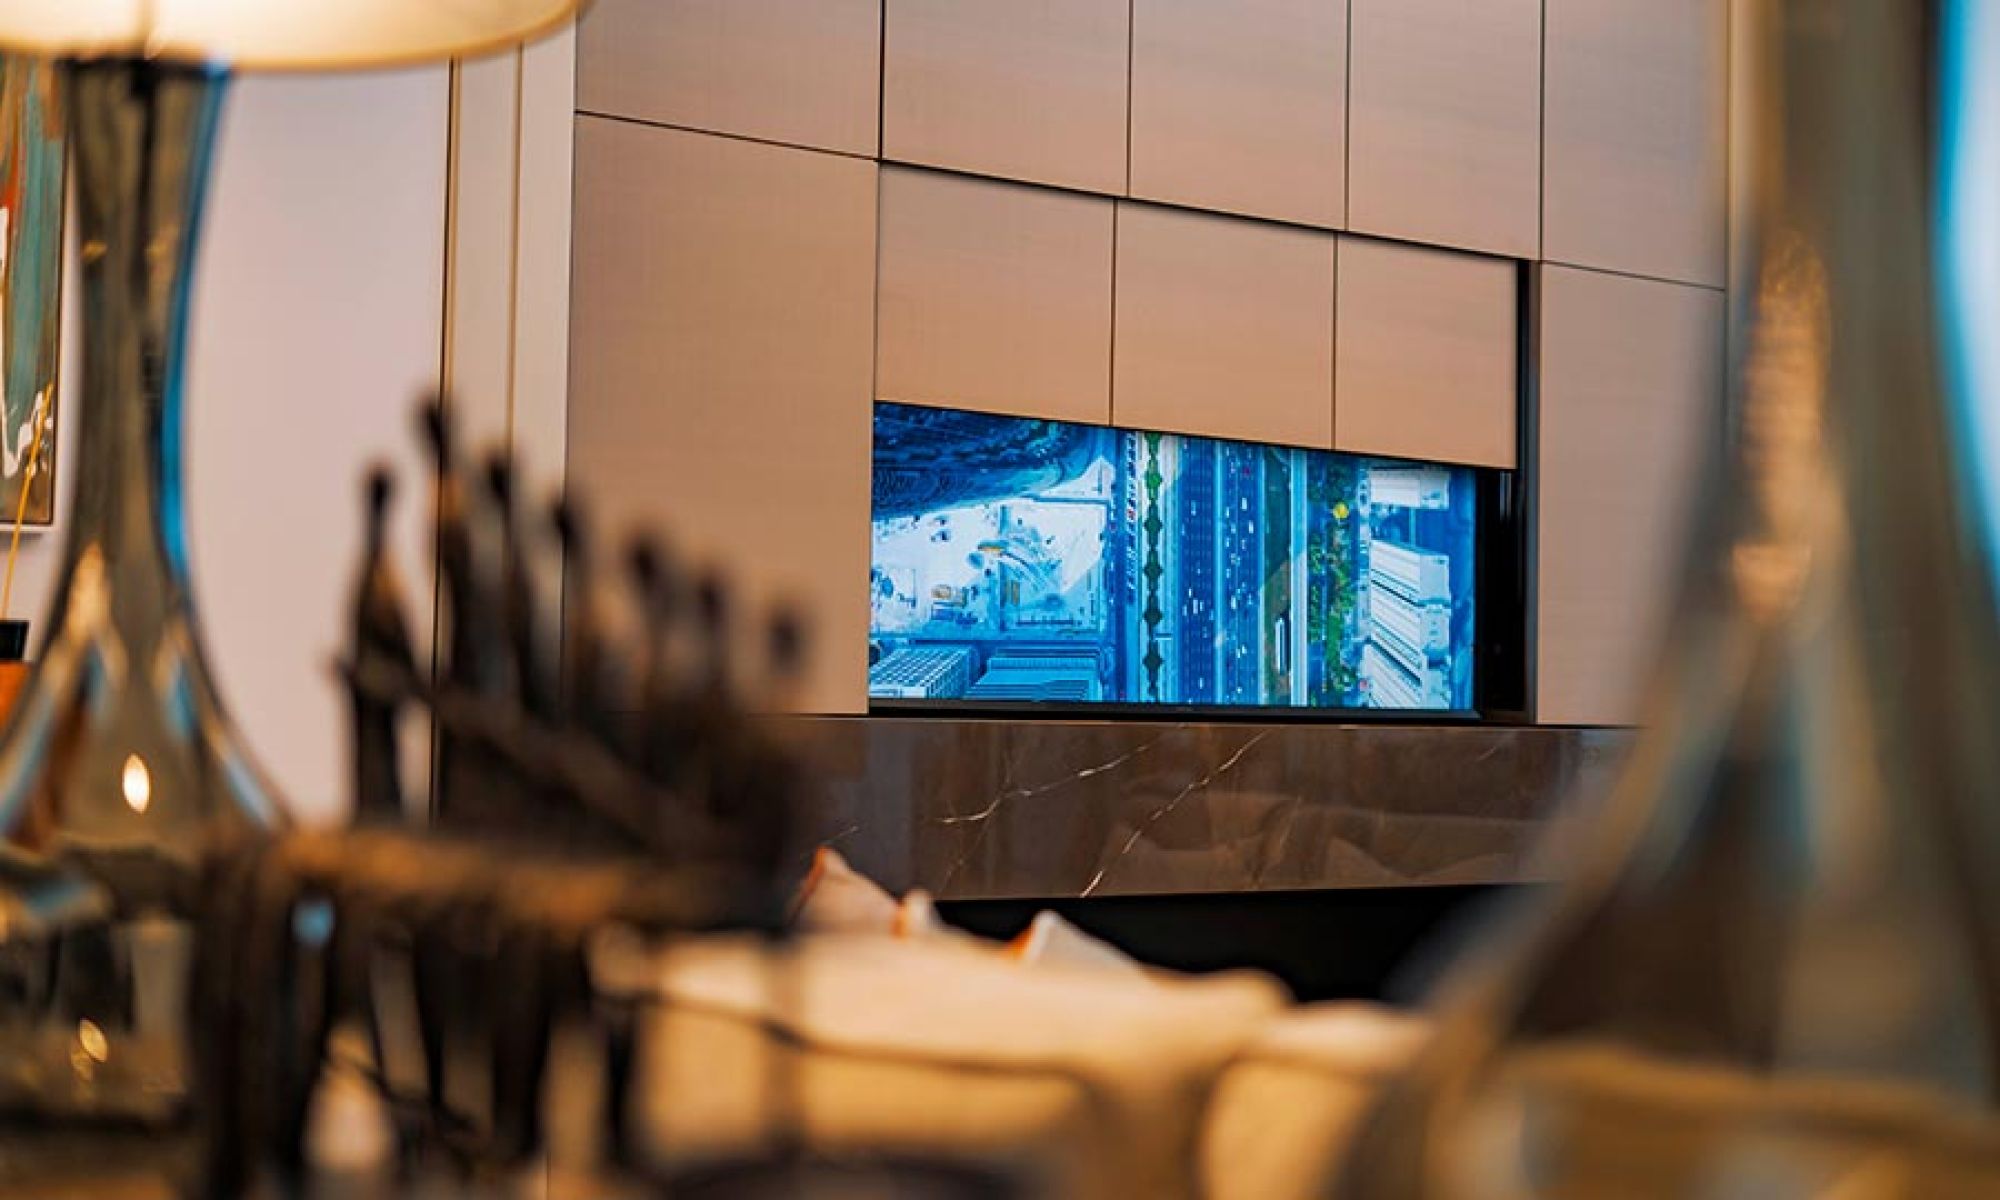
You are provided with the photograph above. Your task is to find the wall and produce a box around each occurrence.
[185,71,451,823]
[445,32,576,496]
[0,2,1725,825]
[565,0,1730,727]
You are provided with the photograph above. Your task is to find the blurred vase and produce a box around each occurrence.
[1334,0,2000,1196]
[0,60,284,1185]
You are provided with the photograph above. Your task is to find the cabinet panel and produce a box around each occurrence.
[1348,0,1541,257]
[570,118,879,713]
[1129,0,1348,227]
[1113,204,1335,448]
[1335,237,1517,468]
[576,0,881,156]
[1544,0,1727,286]
[877,168,1116,424]
[1537,266,1724,726]
[883,0,1129,194]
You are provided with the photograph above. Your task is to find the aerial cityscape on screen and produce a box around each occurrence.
[868,402,1480,711]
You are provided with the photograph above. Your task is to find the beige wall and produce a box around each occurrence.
[1112,204,1336,448]
[1544,0,1729,288]
[567,0,1731,726]
[2,10,1728,783]
[569,117,878,713]
[1334,238,1517,468]
[186,72,451,823]
[1347,0,1542,258]
[579,0,880,157]
[883,0,1130,194]
[1537,267,1724,727]
[876,168,1115,425]
[0,5,1729,839]
[1129,0,1348,227]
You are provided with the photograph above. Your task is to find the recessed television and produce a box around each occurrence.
[868,402,1485,715]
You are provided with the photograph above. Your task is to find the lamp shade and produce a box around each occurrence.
[0,0,585,71]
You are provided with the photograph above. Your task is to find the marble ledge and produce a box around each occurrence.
[765,717,1635,902]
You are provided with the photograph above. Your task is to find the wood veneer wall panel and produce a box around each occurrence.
[877,167,1115,424]
[569,117,878,713]
[1537,265,1724,726]
[1129,0,1348,228]
[1113,203,1336,448]
[883,0,1129,194]
[1334,236,1517,468]
[1348,0,1542,258]
[576,0,882,157]
[1544,0,1728,287]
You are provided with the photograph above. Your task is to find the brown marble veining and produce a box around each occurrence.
[767,717,1633,900]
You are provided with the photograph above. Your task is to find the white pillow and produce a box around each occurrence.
[1009,910,1146,978]
[790,847,899,935]
[621,933,1287,1199]
[1200,1003,1431,1200]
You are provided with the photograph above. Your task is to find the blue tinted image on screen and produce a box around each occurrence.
[867,403,1479,711]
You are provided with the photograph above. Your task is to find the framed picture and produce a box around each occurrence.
[0,58,62,527]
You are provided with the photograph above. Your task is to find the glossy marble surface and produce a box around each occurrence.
[771,717,1633,900]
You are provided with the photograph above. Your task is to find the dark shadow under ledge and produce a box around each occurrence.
[767,717,1634,901]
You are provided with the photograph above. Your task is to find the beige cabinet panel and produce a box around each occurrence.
[883,0,1129,194]
[569,118,878,713]
[1544,0,1728,287]
[1334,236,1517,468]
[1113,204,1335,449]
[1129,0,1347,227]
[1348,0,1541,258]
[877,168,1115,424]
[1537,266,1724,727]
[576,0,881,156]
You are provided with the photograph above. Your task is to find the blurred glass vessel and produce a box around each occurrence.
[1335,0,2000,1196]
[0,61,285,1186]
[0,61,282,1136]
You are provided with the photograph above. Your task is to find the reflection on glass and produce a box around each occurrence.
[1332,1,2000,1196]
[120,756,150,815]
[868,403,1480,711]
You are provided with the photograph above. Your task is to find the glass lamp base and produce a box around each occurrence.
[0,56,286,1176]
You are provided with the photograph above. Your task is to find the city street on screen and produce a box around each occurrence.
[868,403,1478,711]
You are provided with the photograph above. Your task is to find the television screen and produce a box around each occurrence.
[868,403,1480,712]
